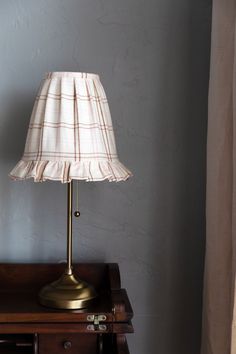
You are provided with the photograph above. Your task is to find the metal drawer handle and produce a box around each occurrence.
[63,341,72,350]
[87,324,107,331]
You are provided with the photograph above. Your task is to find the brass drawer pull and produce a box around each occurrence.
[87,324,107,331]
[63,341,72,350]
[98,325,107,331]
[87,314,107,322]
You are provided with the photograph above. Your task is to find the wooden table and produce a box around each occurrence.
[0,263,133,354]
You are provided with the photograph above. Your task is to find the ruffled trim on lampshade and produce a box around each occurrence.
[9,159,132,183]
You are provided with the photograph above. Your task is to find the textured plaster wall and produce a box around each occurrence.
[0,1,212,353]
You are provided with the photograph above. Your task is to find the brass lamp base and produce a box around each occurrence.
[39,271,97,309]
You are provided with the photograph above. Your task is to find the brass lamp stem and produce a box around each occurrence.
[38,179,97,309]
[66,181,73,275]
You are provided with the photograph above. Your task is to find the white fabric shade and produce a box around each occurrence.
[10,72,132,183]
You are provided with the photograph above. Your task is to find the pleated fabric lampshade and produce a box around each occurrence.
[10,72,132,183]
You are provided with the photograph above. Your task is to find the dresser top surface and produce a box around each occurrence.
[0,263,133,324]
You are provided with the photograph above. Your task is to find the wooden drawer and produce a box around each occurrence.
[0,333,130,354]
[39,334,97,354]
[38,334,130,354]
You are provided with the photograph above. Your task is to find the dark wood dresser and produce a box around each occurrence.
[0,263,133,354]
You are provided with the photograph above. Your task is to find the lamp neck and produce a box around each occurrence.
[66,181,73,275]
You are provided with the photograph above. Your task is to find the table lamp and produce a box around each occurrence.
[9,72,132,309]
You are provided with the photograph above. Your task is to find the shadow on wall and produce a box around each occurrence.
[0,91,33,160]
[139,3,211,354]
[0,91,32,259]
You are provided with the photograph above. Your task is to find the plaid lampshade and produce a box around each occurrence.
[10,72,132,183]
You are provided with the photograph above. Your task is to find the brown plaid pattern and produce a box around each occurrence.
[9,72,132,183]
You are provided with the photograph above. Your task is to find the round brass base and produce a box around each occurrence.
[38,272,97,309]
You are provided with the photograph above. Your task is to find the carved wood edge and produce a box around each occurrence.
[111,289,133,318]
[116,334,130,354]
[107,263,121,290]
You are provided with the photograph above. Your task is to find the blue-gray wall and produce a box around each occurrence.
[0,1,212,353]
